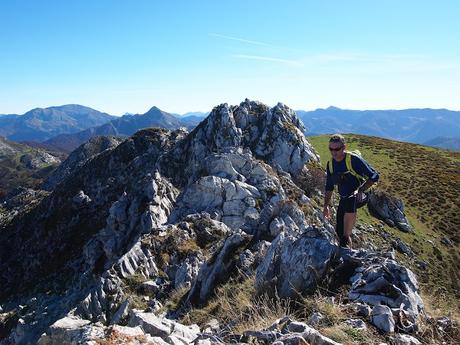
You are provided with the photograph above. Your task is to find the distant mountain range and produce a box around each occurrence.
[180,111,209,118]
[0,105,116,142]
[1,104,459,152]
[424,136,460,151]
[297,107,460,150]
[37,106,204,153]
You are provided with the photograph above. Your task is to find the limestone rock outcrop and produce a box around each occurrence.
[43,135,124,191]
[0,100,427,344]
[368,190,412,232]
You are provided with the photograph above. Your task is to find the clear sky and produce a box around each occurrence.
[1,0,459,115]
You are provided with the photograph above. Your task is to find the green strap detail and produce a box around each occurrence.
[328,152,365,182]
[345,152,365,182]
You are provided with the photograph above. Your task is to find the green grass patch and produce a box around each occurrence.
[123,273,150,311]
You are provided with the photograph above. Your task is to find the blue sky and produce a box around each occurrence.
[1,0,459,115]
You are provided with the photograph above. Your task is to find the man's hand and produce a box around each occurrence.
[356,191,364,203]
[323,205,331,219]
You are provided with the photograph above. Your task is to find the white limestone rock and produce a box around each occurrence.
[371,305,395,333]
[128,311,200,343]
[38,316,104,345]
[392,334,422,345]
[256,233,337,298]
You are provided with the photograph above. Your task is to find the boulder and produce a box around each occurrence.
[308,312,324,326]
[128,310,200,342]
[368,191,412,232]
[256,233,337,298]
[272,333,310,345]
[347,252,423,319]
[301,326,342,345]
[353,303,372,317]
[344,318,367,330]
[187,230,252,305]
[392,334,422,345]
[37,316,104,344]
[391,238,414,257]
[371,305,395,333]
[174,255,202,289]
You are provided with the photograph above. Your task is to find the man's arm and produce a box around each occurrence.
[353,156,379,184]
[323,190,333,219]
[323,161,334,219]
[352,156,379,201]
[358,179,375,193]
[355,179,375,202]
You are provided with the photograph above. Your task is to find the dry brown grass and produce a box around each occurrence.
[122,273,150,311]
[295,161,326,198]
[416,291,460,344]
[94,327,155,345]
[180,275,296,333]
[178,276,389,344]
[158,286,190,315]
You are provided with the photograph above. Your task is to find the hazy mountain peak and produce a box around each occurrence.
[325,105,341,111]
[145,105,162,114]
[0,105,116,142]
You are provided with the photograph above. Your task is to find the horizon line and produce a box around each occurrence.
[2,103,460,116]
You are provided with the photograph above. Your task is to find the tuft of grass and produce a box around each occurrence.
[123,273,147,291]
[420,290,460,322]
[342,326,366,342]
[295,161,326,198]
[127,294,148,311]
[180,275,296,334]
[300,292,345,327]
[123,273,149,311]
[158,286,190,315]
[417,318,460,345]
[176,239,201,255]
[320,324,384,345]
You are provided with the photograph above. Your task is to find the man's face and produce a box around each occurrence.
[329,141,345,161]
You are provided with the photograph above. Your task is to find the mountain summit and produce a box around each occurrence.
[0,100,427,344]
[0,104,115,142]
[40,106,197,153]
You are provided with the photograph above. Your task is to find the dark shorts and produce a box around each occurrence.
[336,194,367,247]
[339,196,359,213]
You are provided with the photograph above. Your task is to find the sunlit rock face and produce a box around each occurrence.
[0,100,424,344]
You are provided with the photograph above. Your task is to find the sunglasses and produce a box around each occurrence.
[329,146,343,152]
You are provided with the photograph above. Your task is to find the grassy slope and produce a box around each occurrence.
[0,144,58,198]
[307,134,460,308]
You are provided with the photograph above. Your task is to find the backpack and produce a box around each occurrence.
[328,150,371,206]
[327,150,366,183]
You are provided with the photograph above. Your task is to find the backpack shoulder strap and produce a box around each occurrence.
[345,152,365,182]
[327,159,333,174]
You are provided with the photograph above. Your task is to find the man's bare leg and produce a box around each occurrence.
[343,212,357,248]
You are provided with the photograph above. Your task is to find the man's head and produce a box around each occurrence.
[329,134,346,161]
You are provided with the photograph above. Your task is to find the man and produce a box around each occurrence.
[323,134,379,248]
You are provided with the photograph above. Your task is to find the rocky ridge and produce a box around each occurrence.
[0,100,431,344]
[42,135,124,191]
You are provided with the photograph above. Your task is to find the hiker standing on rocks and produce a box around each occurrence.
[323,134,379,248]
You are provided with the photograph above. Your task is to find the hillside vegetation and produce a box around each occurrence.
[308,134,460,309]
[0,138,61,198]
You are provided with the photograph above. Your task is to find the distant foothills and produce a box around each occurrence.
[0,104,459,152]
